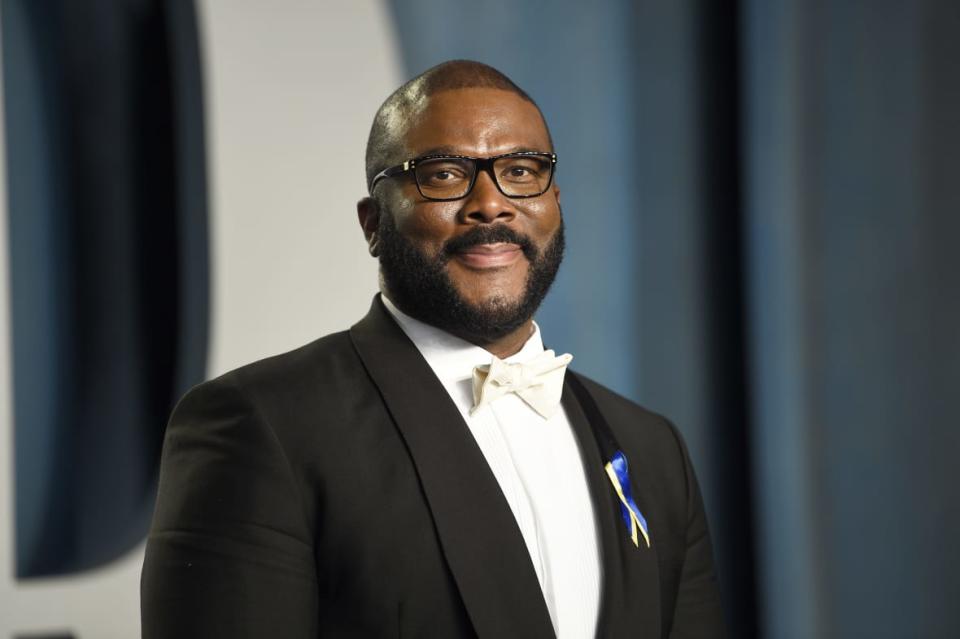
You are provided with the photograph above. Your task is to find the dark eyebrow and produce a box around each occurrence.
[415,145,549,158]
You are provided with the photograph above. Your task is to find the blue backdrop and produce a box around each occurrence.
[389,1,960,637]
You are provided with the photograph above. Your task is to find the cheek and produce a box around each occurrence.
[393,203,457,250]
[527,203,562,242]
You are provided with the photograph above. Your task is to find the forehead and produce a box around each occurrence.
[402,88,551,157]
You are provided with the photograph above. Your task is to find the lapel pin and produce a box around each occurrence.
[604,450,651,548]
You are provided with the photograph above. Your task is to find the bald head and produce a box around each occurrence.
[364,60,550,192]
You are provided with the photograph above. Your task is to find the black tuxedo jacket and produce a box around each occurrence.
[141,297,725,638]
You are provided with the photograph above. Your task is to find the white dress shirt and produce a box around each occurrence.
[382,296,602,639]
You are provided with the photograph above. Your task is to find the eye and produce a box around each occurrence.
[499,158,546,183]
[417,159,471,187]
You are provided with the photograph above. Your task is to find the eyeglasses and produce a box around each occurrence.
[369,151,557,201]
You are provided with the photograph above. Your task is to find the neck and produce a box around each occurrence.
[463,321,535,359]
[381,291,536,359]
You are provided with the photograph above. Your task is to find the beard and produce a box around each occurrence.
[376,211,565,345]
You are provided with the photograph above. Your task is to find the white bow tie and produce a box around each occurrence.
[471,350,573,419]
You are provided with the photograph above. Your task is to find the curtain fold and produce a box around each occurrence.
[2,0,209,577]
[389,1,960,636]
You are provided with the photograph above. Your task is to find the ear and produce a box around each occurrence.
[552,181,561,205]
[357,197,381,257]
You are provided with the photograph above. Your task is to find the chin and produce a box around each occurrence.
[451,271,528,304]
[458,289,524,315]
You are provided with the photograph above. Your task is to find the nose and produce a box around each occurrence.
[460,169,516,224]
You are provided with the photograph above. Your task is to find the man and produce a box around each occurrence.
[141,60,725,638]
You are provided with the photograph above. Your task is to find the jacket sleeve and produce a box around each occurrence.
[141,373,318,639]
[667,425,727,639]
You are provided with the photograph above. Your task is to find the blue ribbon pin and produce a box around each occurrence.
[604,450,651,548]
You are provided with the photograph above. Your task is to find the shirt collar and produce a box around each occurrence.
[381,294,546,385]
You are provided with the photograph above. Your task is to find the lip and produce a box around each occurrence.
[453,242,524,269]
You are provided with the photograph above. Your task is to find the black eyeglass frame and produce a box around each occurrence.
[369,151,558,201]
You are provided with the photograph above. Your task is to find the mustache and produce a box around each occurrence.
[443,225,537,261]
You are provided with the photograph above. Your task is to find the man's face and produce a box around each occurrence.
[369,87,564,343]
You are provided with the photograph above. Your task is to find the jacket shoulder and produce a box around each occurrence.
[570,371,696,503]
[177,330,361,406]
[219,330,356,390]
[571,371,682,446]
[171,329,377,462]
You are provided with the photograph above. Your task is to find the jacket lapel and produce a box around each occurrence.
[561,375,662,638]
[350,298,555,639]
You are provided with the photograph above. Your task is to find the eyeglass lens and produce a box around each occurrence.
[414,155,553,200]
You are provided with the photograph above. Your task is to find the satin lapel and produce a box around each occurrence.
[561,375,661,638]
[350,298,555,639]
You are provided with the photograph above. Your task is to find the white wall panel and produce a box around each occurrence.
[0,2,402,635]
[201,0,403,377]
